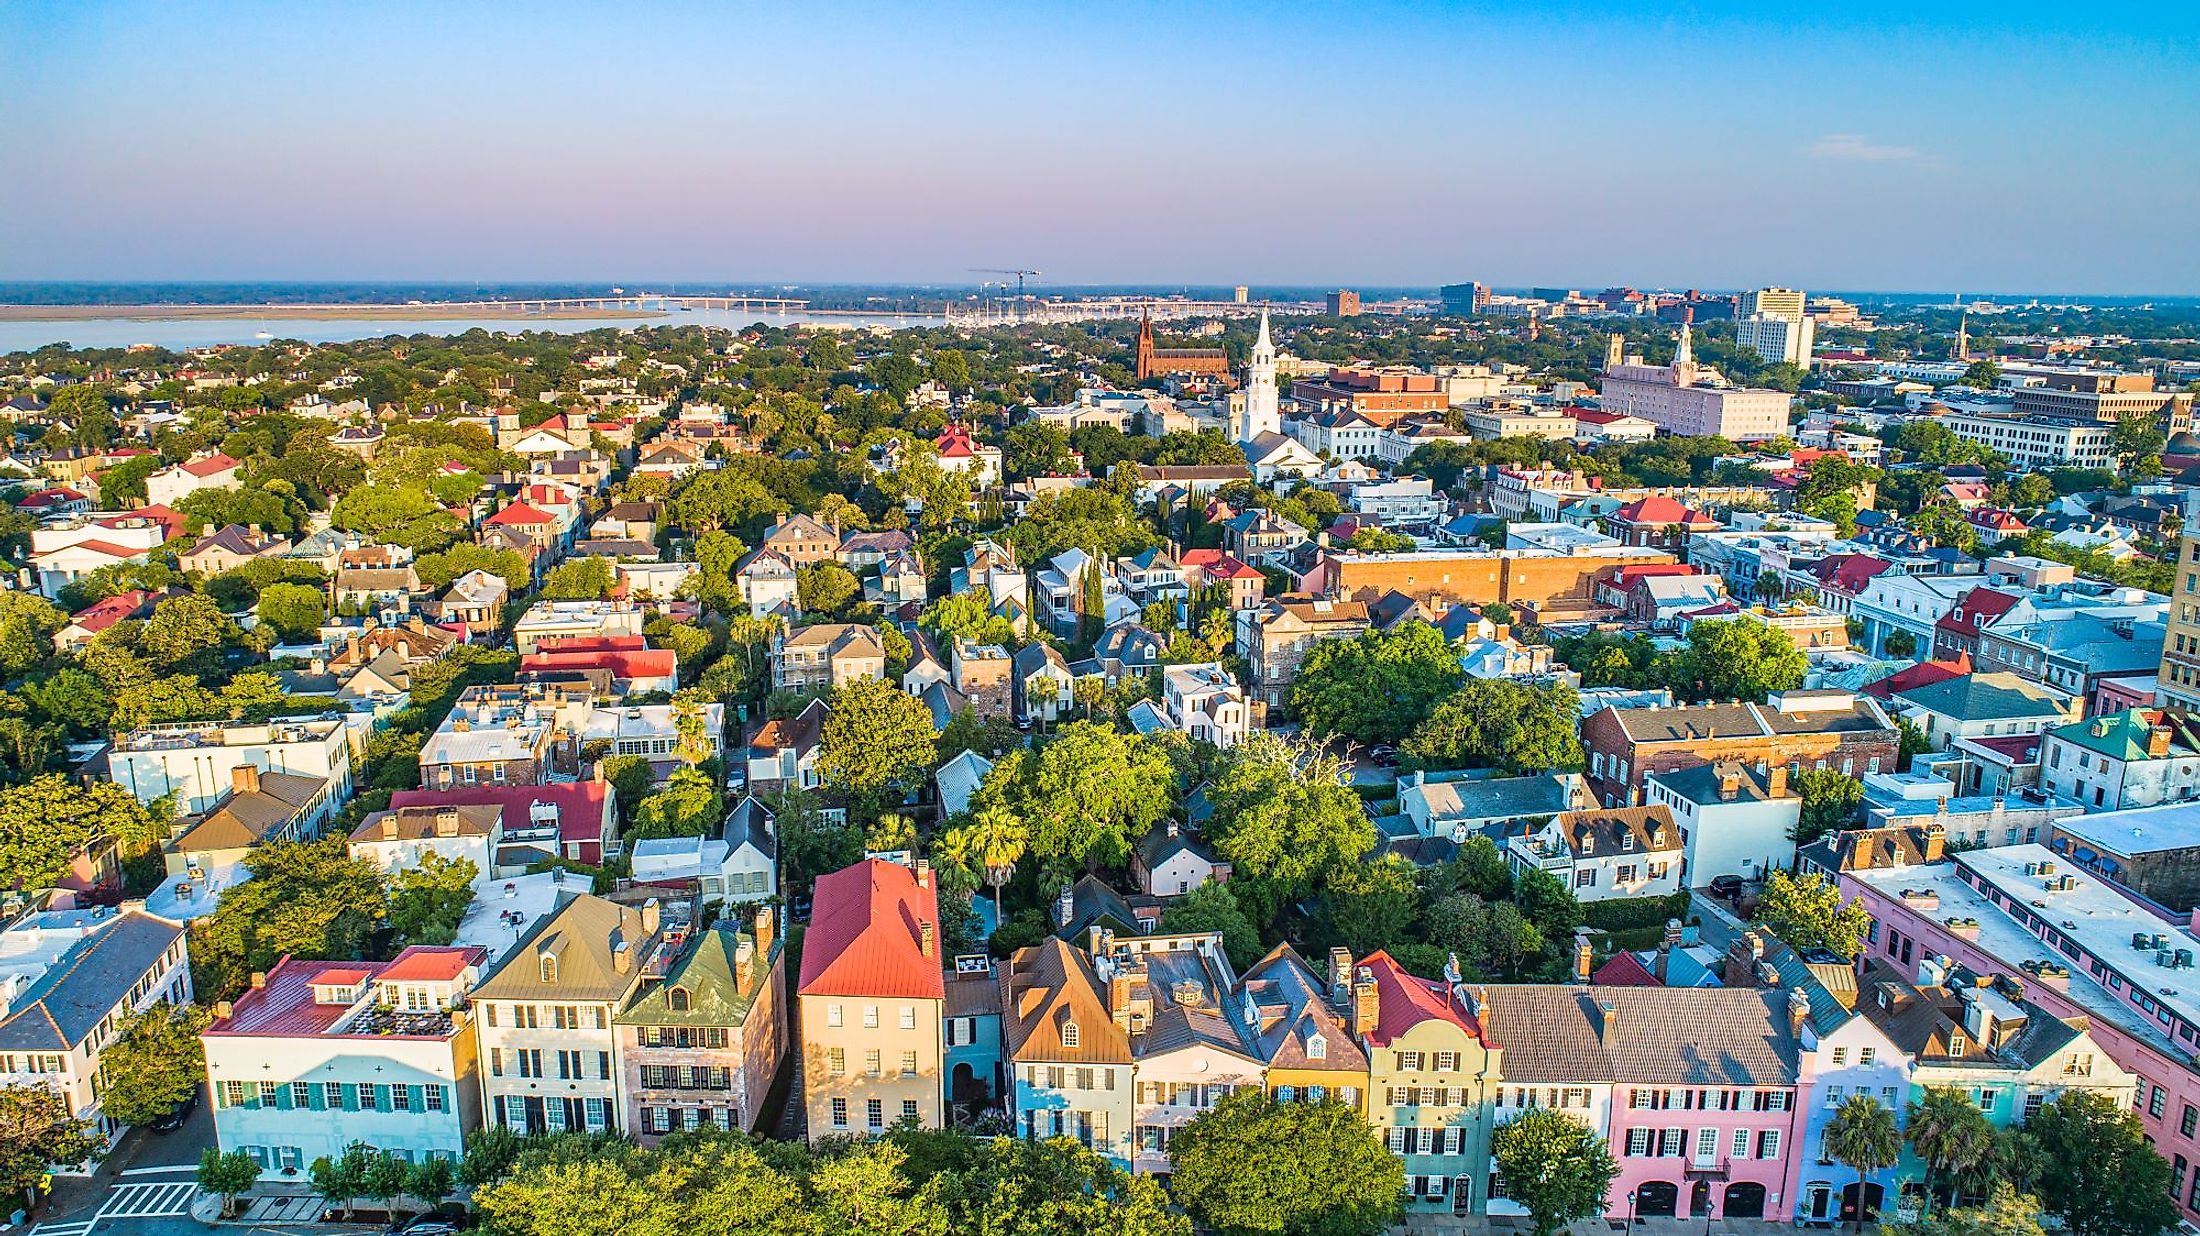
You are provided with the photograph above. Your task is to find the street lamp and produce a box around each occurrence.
[1628,1187,1639,1228]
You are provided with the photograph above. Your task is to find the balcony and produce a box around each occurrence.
[1685,1157,1730,1180]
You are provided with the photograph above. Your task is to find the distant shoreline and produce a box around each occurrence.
[0,303,664,322]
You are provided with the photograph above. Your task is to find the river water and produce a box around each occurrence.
[0,306,949,354]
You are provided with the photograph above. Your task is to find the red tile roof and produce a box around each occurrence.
[67,589,157,633]
[1358,950,1479,1048]
[181,453,240,477]
[1204,554,1264,581]
[1862,654,1973,700]
[388,781,612,846]
[798,858,944,1001]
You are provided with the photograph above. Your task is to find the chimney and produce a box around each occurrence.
[1724,930,1767,987]
[1788,988,1811,1040]
[379,816,398,840]
[1573,930,1594,983]
[612,938,632,973]
[1767,763,1789,798]
[753,905,775,958]
[1328,948,1353,1009]
[213,1000,234,1021]
[231,763,262,796]
[1055,885,1076,929]
[920,919,937,959]
[2149,725,2174,759]
[1352,966,1379,1039]
[1719,765,1740,801]
[915,859,932,890]
[434,808,460,837]
[1596,999,1619,1044]
[640,898,661,938]
[734,937,756,988]
[1922,824,1948,862]
[250,971,267,989]
[1110,968,1135,1021]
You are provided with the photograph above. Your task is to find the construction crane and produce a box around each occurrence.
[969,268,1040,299]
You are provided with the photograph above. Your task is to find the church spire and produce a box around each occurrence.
[1237,306,1280,444]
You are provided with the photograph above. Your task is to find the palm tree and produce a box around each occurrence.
[671,689,714,767]
[1906,1086,1995,1219]
[1825,1094,1901,1232]
[943,806,1028,926]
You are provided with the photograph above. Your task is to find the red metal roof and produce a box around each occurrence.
[181,453,240,477]
[797,859,945,1001]
[1612,495,1713,525]
[388,781,611,845]
[1592,951,1663,987]
[1934,588,2019,638]
[1861,653,1973,700]
[486,502,556,526]
[1813,553,1893,595]
[380,945,487,983]
[1358,950,1480,1048]
[519,647,678,680]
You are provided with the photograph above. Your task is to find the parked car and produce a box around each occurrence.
[1708,874,1744,900]
[147,1089,197,1133]
[386,1213,470,1236]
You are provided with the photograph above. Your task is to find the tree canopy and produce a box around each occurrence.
[1290,621,1461,745]
[1168,1091,1403,1236]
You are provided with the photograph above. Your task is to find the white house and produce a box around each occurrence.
[2039,708,2200,812]
[1139,663,1253,748]
[1242,432,1324,485]
[1505,806,1684,901]
[107,715,356,817]
[203,947,481,1177]
[1643,761,1802,886]
[1397,771,1596,845]
[143,452,241,507]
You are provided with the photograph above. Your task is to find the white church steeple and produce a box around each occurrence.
[1236,308,1280,443]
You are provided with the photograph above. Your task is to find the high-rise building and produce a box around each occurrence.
[1235,309,1281,443]
[1738,287,1808,319]
[1326,289,1362,317]
[1735,287,1814,367]
[2157,532,2200,710]
[1736,313,1815,367]
[1232,285,1249,304]
[1439,282,1489,315]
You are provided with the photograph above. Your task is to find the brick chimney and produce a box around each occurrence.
[1573,930,1594,983]
[1352,965,1379,1039]
[640,898,661,938]
[2149,725,2174,759]
[919,919,937,959]
[231,763,261,796]
[1719,764,1741,801]
[434,808,460,838]
[1787,988,1810,1040]
[1595,999,1619,1044]
[1767,763,1789,798]
[753,905,775,958]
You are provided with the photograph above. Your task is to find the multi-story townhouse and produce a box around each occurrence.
[1129,663,1253,748]
[2039,709,2200,812]
[1718,931,1911,1225]
[1248,947,1369,1116]
[415,682,594,790]
[1856,954,2134,1212]
[0,908,190,1145]
[798,858,945,1139]
[613,909,784,1139]
[1581,691,1898,809]
[1000,936,1134,1165]
[1852,573,1972,659]
[474,894,668,1135]
[107,714,356,818]
[770,623,887,693]
[203,946,484,1176]
[1840,843,2200,1224]
[1643,761,1801,887]
[1505,806,1685,902]
[1354,950,1501,1215]
[1488,985,1805,1223]
[1091,929,1265,1175]
[1239,596,1369,709]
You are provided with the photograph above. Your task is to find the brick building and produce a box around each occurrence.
[1581,689,1899,807]
[1134,314,1229,381]
[1305,546,1673,618]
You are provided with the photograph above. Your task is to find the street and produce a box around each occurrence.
[17,1088,228,1236]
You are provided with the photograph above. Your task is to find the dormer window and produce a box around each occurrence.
[1948,1032,1966,1057]
[1062,1019,1080,1049]
[539,953,558,984]
[667,987,691,1013]
[1307,1033,1327,1060]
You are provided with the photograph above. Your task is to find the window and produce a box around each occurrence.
[827,1004,843,1028]
[828,1048,845,1076]
[1859,1048,1876,1066]
[1658,1129,1683,1157]
[865,1049,881,1076]
[667,987,690,1013]
[357,1083,379,1110]
[1757,1130,1781,1159]
[2182,1105,2197,1138]
[1575,869,1597,889]
[866,1098,883,1128]
[863,1005,879,1029]
[1435,1051,1459,1072]
[425,1086,446,1113]
[2153,1088,2170,1119]
[1627,1128,1651,1157]
[831,1098,848,1128]
[899,1005,916,1030]
[392,1085,411,1112]
[1830,1047,1848,1066]
[1733,1129,1751,1159]
[1695,1128,1718,1161]
[539,954,557,984]
[325,1082,345,1109]
[1062,1020,1079,1049]
[1308,1034,1327,1060]
[902,1099,919,1123]
[222,1080,248,1108]
[901,1051,918,1076]
[291,1081,313,1109]
[258,1081,281,1107]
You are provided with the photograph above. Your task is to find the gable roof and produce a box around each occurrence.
[0,912,185,1051]
[1861,654,1972,700]
[474,892,655,1003]
[1480,985,1798,1084]
[1894,672,2070,723]
[797,858,944,1001]
[486,502,556,527]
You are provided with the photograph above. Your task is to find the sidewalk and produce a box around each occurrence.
[1399,1216,1802,1236]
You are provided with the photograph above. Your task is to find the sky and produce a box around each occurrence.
[3,1,2198,294]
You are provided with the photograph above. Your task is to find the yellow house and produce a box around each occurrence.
[796,858,945,1138]
[1353,950,1503,1216]
[1245,945,1369,1116]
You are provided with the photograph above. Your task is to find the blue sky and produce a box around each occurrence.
[2,1,2196,293]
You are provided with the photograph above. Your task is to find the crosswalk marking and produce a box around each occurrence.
[29,1221,95,1236]
[99,1179,197,1218]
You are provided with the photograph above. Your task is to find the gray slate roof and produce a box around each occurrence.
[1481,985,1799,1086]
[0,911,184,1051]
